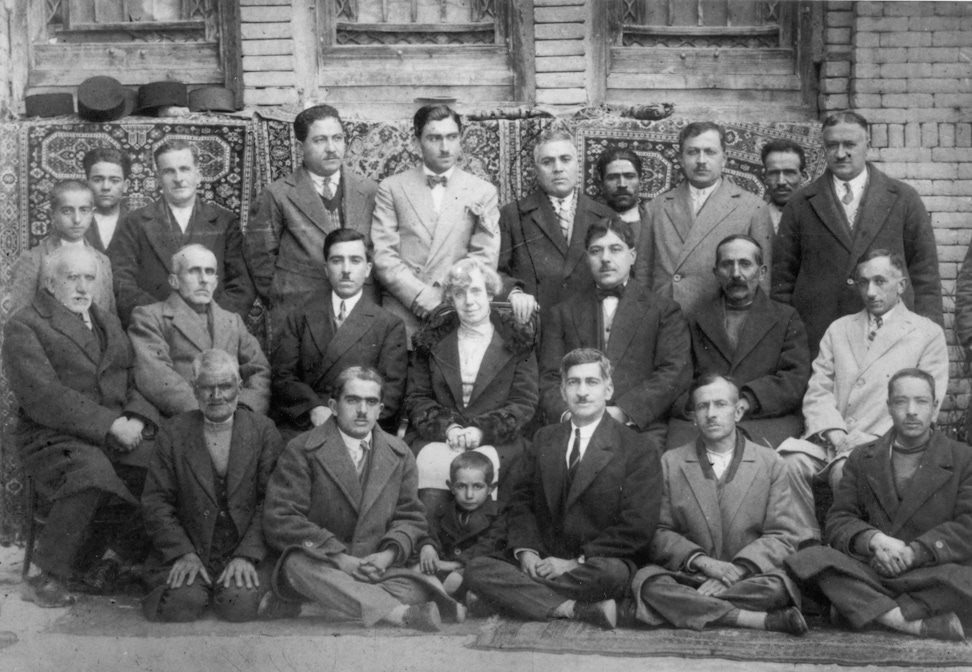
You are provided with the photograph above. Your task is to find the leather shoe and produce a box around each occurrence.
[23,574,77,608]
[257,591,302,620]
[765,606,809,636]
[402,602,442,632]
[616,597,639,628]
[920,612,965,642]
[574,599,617,630]
[80,558,119,595]
[465,591,496,618]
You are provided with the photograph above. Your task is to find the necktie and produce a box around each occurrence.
[427,175,448,189]
[841,182,854,205]
[78,311,92,330]
[568,428,581,478]
[867,315,883,344]
[556,199,570,242]
[336,300,347,327]
[320,178,334,200]
[355,440,369,477]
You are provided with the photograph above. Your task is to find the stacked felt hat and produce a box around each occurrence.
[188,87,237,113]
[136,81,189,115]
[77,76,135,122]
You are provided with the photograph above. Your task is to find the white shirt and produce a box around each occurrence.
[618,203,641,223]
[92,211,120,247]
[768,203,784,233]
[423,165,455,214]
[331,290,363,325]
[337,426,372,471]
[706,448,733,479]
[832,168,869,227]
[565,419,598,468]
[689,179,720,216]
[310,170,341,199]
[60,238,86,249]
[169,202,194,233]
[457,318,494,406]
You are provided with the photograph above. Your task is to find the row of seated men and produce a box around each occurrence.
[1,101,969,640]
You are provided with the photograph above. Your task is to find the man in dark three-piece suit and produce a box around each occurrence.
[772,111,943,359]
[108,139,255,325]
[540,218,691,438]
[497,126,615,327]
[272,229,407,437]
[465,348,662,629]
[246,104,380,338]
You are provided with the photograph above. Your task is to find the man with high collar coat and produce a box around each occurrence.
[632,121,771,320]
[539,217,691,437]
[370,105,500,340]
[108,139,255,325]
[246,104,380,339]
[772,111,943,359]
[464,348,662,629]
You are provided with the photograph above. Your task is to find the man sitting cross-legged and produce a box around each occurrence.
[633,374,810,636]
[464,348,662,630]
[141,350,284,622]
[787,368,972,642]
[262,366,462,630]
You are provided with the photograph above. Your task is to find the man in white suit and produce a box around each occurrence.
[370,105,500,340]
[633,122,772,319]
[783,249,948,497]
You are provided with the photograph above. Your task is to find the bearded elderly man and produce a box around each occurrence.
[3,246,159,607]
[141,350,284,623]
[633,374,809,636]
[128,244,271,419]
[787,368,972,642]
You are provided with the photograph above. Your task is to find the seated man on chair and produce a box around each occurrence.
[3,246,159,606]
[633,374,810,637]
[465,348,662,630]
[128,244,271,419]
[262,366,461,631]
[787,368,972,642]
[141,350,284,622]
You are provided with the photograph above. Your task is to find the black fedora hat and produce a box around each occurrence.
[188,87,237,113]
[136,81,188,114]
[78,76,128,122]
[25,93,75,118]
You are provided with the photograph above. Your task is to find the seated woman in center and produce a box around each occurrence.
[406,258,539,518]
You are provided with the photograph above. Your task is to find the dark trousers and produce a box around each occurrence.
[143,558,274,623]
[464,555,630,621]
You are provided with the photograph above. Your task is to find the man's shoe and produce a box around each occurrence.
[257,591,302,620]
[80,558,119,595]
[402,602,442,632]
[22,574,77,608]
[920,612,965,642]
[574,599,617,630]
[616,597,639,628]
[465,591,496,618]
[765,606,809,636]
[436,597,466,624]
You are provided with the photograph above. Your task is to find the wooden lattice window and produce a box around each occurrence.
[324,0,507,47]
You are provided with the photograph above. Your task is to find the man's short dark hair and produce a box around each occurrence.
[413,105,462,138]
[715,234,764,267]
[679,122,727,151]
[855,248,906,276]
[596,148,643,181]
[823,111,869,135]
[760,139,806,173]
[323,228,374,263]
[449,451,494,486]
[154,139,198,167]
[82,147,132,180]
[294,104,343,143]
[50,179,94,210]
[333,365,385,399]
[585,216,635,250]
[559,348,612,386]
[688,372,740,409]
[888,368,937,401]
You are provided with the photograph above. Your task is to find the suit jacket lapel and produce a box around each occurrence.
[225,412,258,501]
[861,310,914,371]
[288,169,332,232]
[142,200,185,272]
[889,434,956,534]
[721,443,760,532]
[92,306,125,377]
[313,423,363,511]
[850,166,896,263]
[342,168,368,235]
[400,167,437,239]
[808,174,854,253]
[169,294,213,353]
[861,444,901,523]
[564,196,595,279]
[571,292,601,351]
[731,290,778,366]
[675,181,736,271]
[467,331,514,407]
[359,434,397,519]
[605,284,647,364]
[523,193,569,260]
[211,302,236,352]
[843,311,869,369]
[664,185,694,244]
[680,448,722,553]
[432,329,465,409]
[539,424,569,517]
[428,169,469,261]
[694,297,734,365]
[566,419,615,509]
[317,301,377,378]
[184,414,219,506]
[50,300,102,365]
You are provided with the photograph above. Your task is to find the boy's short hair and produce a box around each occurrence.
[49,179,94,210]
[449,451,495,486]
[82,147,132,180]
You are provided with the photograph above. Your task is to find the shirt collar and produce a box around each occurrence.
[337,426,372,452]
[871,301,902,325]
[618,203,641,222]
[548,190,575,210]
[832,166,869,192]
[331,290,363,317]
[458,315,494,339]
[570,418,599,440]
[309,169,341,190]
[689,178,721,202]
[203,415,234,429]
[423,166,456,181]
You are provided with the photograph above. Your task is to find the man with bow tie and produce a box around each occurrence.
[538,217,691,439]
[128,244,271,419]
[3,246,159,607]
[773,111,943,360]
[246,104,380,340]
[464,348,662,629]
[633,121,771,320]
[370,105,500,340]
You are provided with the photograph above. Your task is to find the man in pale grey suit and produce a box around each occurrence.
[370,105,500,339]
[633,122,772,319]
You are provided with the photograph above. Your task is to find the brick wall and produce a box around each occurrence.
[820,1,972,421]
